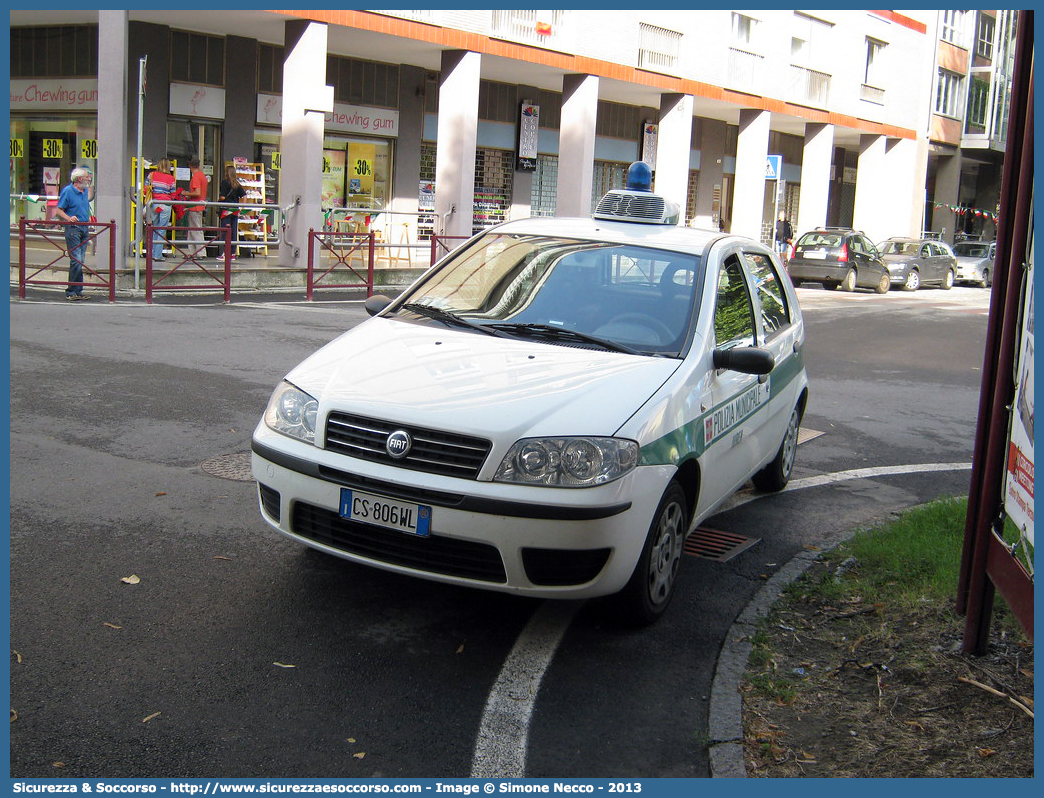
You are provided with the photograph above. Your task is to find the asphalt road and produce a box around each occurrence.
[8,284,992,778]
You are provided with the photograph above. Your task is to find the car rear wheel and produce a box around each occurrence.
[613,480,687,627]
[752,404,802,492]
[874,272,891,294]
[840,269,857,292]
[942,270,954,290]
[902,270,920,291]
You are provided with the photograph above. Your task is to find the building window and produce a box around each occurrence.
[638,22,681,72]
[941,11,966,46]
[327,56,400,108]
[731,13,757,47]
[791,12,833,69]
[10,25,98,78]
[170,30,225,86]
[491,10,567,46]
[864,38,886,87]
[257,43,284,94]
[935,69,963,117]
[976,14,996,60]
[966,77,990,130]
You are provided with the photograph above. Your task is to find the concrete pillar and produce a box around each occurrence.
[222,36,258,165]
[279,20,332,266]
[510,84,542,222]
[654,94,694,222]
[853,134,888,243]
[557,74,599,217]
[932,150,962,241]
[731,109,770,240]
[435,50,481,240]
[796,122,833,235]
[693,118,726,230]
[394,64,426,233]
[882,137,927,237]
[97,11,129,256]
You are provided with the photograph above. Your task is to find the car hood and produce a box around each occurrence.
[286,318,682,439]
[955,255,989,266]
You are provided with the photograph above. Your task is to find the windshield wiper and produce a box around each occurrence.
[488,323,643,355]
[400,303,504,337]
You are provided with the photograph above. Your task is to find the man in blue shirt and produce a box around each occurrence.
[54,167,93,300]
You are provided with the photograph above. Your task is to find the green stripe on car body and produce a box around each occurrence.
[639,350,805,466]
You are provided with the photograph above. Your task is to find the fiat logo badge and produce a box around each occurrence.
[386,430,412,459]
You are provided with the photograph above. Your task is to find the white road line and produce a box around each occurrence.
[469,460,973,777]
[470,600,583,778]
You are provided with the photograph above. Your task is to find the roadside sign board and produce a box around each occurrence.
[765,154,782,180]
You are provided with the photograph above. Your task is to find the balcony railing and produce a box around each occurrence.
[491,10,566,48]
[860,83,885,105]
[789,64,831,107]
[727,47,764,93]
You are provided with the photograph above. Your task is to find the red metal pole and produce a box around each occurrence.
[430,235,437,267]
[367,231,375,298]
[224,225,232,303]
[18,217,27,299]
[145,223,153,305]
[307,228,315,301]
[108,220,116,303]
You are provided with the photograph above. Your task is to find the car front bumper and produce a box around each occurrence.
[250,425,675,599]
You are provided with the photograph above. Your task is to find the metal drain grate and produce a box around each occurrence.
[201,452,254,481]
[684,527,760,562]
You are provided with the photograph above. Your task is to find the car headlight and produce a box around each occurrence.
[494,437,639,487]
[264,381,319,444]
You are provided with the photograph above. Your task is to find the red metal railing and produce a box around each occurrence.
[145,224,234,304]
[17,217,117,302]
[429,234,470,266]
[306,229,375,300]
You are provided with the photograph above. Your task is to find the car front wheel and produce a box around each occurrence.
[902,270,920,291]
[874,272,891,294]
[613,480,687,627]
[752,404,802,492]
[840,269,857,292]
[982,268,992,288]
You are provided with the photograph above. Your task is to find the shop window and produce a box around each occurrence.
[328,55,399,108]
[596,101,643,141]
[479,81,519,123]
[257,43,284,94]
[531,155,559,217]
[473,149,513,235]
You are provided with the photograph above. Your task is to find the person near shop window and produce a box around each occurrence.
[184,157,209,257]
[774,211,794,263]
[218,165,246,260]
[145,159,176,261]
[53,167,93,301]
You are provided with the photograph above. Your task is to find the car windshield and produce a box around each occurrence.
[391,234,702,356]
[880,241,920,255]
[954,242,991,258]
[796,232,842,248]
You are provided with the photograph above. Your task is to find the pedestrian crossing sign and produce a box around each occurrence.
[765,155,782,180]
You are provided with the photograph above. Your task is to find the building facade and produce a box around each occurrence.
[10,9,976,268]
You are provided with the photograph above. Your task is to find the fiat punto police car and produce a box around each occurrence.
[251,163,809,625]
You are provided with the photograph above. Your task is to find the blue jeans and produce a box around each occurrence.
[64,223,89,297]
[151,205,172,259]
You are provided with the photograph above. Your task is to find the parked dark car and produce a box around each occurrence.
[953,240,997,287]
[787,228,890,293]
[878,237,957,290]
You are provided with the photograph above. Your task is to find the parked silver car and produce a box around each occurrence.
[953,240,997,287]
[878,238,957,291]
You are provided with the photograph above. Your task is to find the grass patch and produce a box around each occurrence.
[821,497,968,610]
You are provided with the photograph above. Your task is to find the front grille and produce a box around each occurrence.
[325,412,492,479]
[292,501,507,583]
[258,483,281,521]
[521,547,612,586]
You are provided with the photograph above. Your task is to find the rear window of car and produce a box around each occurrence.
[796,232,841,248]
[954,243,991,257]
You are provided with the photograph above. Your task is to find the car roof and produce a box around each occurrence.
[489,215,732,256]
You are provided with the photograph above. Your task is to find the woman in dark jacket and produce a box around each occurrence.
[218,165,246,258]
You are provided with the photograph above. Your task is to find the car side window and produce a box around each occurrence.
[714,258,756,347]
[922,245,932,257]
[849,236,867,256]
[741,251,790,337]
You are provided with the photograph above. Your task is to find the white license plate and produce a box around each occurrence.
[339,489,432,537]
[803,250,827,259]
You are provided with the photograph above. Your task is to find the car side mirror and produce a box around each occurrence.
[713,346,775,375]
[364,294,394,317]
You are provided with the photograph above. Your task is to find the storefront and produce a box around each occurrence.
[10,78,99,225]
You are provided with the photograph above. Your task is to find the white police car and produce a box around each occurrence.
[251,163,808,625]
